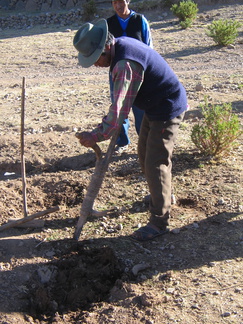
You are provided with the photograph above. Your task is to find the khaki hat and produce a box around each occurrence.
[73,19,108,68]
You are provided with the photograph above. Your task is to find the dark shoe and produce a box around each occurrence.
[131,225,168,242]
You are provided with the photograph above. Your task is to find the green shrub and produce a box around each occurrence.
[191,98,242,158]
[207,19,241,46]
[171,0,198,28]
[180,17,193,29]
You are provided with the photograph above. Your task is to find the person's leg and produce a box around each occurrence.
[132,105,144,135]
[146,113,184,229]
[134,113,184,240]
[138,114,149,173]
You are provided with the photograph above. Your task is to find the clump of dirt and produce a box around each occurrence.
[41,179,85,207]
[28,245,123,321]
[177,197,197,208]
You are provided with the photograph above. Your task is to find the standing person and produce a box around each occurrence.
[107,0,153,151]
[73,19,187,241]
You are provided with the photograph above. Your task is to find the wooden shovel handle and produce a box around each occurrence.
[75,132,102,160]
[73,125,122,241]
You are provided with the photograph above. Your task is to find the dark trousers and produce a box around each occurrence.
[138,112,185,229]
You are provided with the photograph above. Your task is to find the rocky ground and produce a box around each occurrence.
[0,2,242,324]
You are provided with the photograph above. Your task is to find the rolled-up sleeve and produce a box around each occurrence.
[91,60,144,142]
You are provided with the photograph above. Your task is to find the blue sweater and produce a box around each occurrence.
[111,37,187,121]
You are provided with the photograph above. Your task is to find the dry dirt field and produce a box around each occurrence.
[0,2,242,324]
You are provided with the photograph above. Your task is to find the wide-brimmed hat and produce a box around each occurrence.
[73,19,108,68]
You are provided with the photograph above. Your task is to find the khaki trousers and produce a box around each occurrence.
[138,112,185,229]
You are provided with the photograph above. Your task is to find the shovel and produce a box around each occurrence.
[73,126,121,240]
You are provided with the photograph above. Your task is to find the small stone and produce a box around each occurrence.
[143,248,152,254]
[218,198,225,205]
[208,262,216,267]
[117,223,123,230]
[171,228,180,234]
[171,194,176,204]
[132,263,150,276]
[37,266,54,284]
[145,320,154,324]
[222,312,231,317]
[193,222,199,228]
[166,287,175,294]
[140,274,147,280]
[100,222,107,228]
[213,291,220,295]
[106,228,115,233]
[140,293,152,307]
[162,295,171,303]
[46,250,55,257]
[195,83,204,91]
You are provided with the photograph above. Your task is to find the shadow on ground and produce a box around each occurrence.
[0,210,242,318]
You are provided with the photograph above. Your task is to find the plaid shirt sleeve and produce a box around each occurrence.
[91,60,144,142]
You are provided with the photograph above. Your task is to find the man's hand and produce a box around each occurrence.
[76,131,96,148]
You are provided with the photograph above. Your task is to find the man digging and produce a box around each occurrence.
[73,19,188,242]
